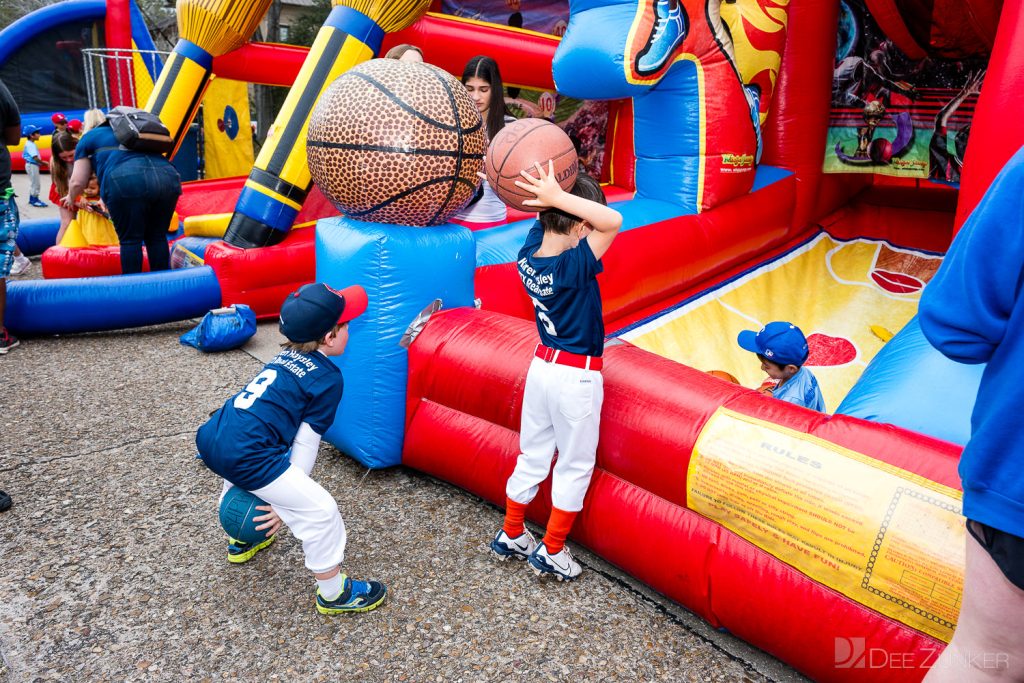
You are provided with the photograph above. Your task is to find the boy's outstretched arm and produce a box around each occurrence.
[515,161,623,260]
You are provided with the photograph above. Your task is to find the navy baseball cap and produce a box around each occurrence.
[23,124,41,136]
[737,321,809,367]
[279,283,368,343]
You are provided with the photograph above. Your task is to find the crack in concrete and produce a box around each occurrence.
[0,430,197,473]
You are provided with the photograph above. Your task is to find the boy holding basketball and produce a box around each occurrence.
[490,162,622,581]
[196,283,388,615]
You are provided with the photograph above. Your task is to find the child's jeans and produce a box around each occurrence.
[26,163,40,198]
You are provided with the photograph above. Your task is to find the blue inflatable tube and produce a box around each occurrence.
[837,315,983,446]
[0,0,106,67]
[15,218,61,257]
[5,267,222,335]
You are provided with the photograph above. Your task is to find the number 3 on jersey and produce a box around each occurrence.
[531,296,557,336]
[233,369,277,409]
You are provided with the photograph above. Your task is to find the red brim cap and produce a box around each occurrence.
[335,284,368,323]
[51,113,67,124]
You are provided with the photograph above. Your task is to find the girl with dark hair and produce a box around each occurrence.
[50,131,78,242]
[453,55,515,229]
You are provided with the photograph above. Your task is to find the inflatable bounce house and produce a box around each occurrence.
[6,0,1024,679]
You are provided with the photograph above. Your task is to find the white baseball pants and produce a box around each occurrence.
[219,424,346,574]
[506,357,604,512]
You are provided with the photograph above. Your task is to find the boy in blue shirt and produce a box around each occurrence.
[737,321,825,412]
[490,162,622,581]
[21,125,47,207]
[196,282,388,615]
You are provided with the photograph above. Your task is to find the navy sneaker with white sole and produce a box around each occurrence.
[528,542,582,581]
[490,528,537,561]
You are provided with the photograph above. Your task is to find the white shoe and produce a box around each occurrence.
[528,542,582,581]
[489,528,537,561]
[10,255,31,276]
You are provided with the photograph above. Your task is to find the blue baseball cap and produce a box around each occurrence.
[279,282,368,343]
[23,124,41,136]
[737,321,809,367]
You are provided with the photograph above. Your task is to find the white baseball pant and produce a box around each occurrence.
[219,423,346,574]
[506,357,604,512]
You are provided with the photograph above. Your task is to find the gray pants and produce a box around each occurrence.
[26,164,40,198]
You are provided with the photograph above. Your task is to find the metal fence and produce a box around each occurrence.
[82,48,168,109]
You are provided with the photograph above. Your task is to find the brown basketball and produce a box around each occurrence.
[485,118,578,212]
[706,370,741,384]
[306,59,485,227]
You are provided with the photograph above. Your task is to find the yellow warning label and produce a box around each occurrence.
[687,408,964,642]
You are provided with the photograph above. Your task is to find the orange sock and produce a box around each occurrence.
[502,498,528,537]
[541,507,578,554]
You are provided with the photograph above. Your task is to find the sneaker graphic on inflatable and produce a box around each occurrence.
[636,0,688,76]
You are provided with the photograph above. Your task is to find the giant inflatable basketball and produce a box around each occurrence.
[307,59,486,227]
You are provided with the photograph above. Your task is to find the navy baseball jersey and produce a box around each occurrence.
[517,221,605,357]
[197,349,343,490]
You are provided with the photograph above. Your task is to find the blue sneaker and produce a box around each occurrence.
[227,535,275,564]
[636,0,687,75]
[29,198,48,208]
[490,528,537,561]
[315,575,388,615]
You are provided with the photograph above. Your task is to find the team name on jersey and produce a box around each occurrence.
[518,258,555,297]
[270,349,319,378]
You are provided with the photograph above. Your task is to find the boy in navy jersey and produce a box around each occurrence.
[197,283,388,615]
[490,162,622,581]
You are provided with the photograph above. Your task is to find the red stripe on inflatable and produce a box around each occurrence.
[383,14,558,91]
[862,0,929,61]
[212,43,310,87]
[954,2,1024,232]
[604,99,635,190]
[761,0,864,228]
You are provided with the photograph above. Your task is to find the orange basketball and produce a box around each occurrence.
[485,118,578,212]
[307,59,485,227]
[707,370,740,384]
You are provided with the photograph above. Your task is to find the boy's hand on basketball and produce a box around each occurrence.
[253,505,282,537]
[515,160,563,208]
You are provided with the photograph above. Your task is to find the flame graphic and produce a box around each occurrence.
[719,0,789,123]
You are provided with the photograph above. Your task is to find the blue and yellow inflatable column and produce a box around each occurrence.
[146,0,272,159]
[223,0,430,249]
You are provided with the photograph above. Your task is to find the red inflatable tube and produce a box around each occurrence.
[176,176,338,224]
[42,245,151,279]
[382,13,558,91]
[475,175,797,328]
[954,0,1024,233]
[204,225,316,318]
[403,307,960,681]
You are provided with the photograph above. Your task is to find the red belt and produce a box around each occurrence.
[535,344,603,371]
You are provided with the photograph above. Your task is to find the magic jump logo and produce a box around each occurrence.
[834,637,1008,672]
[720,153,755,173]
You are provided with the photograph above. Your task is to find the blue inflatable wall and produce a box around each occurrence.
[837,315,983,446]
[316,218,476,468]
[6,267,221,335]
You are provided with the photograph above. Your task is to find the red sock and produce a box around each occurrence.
[542,507,578,554]
[502,497,528,537]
